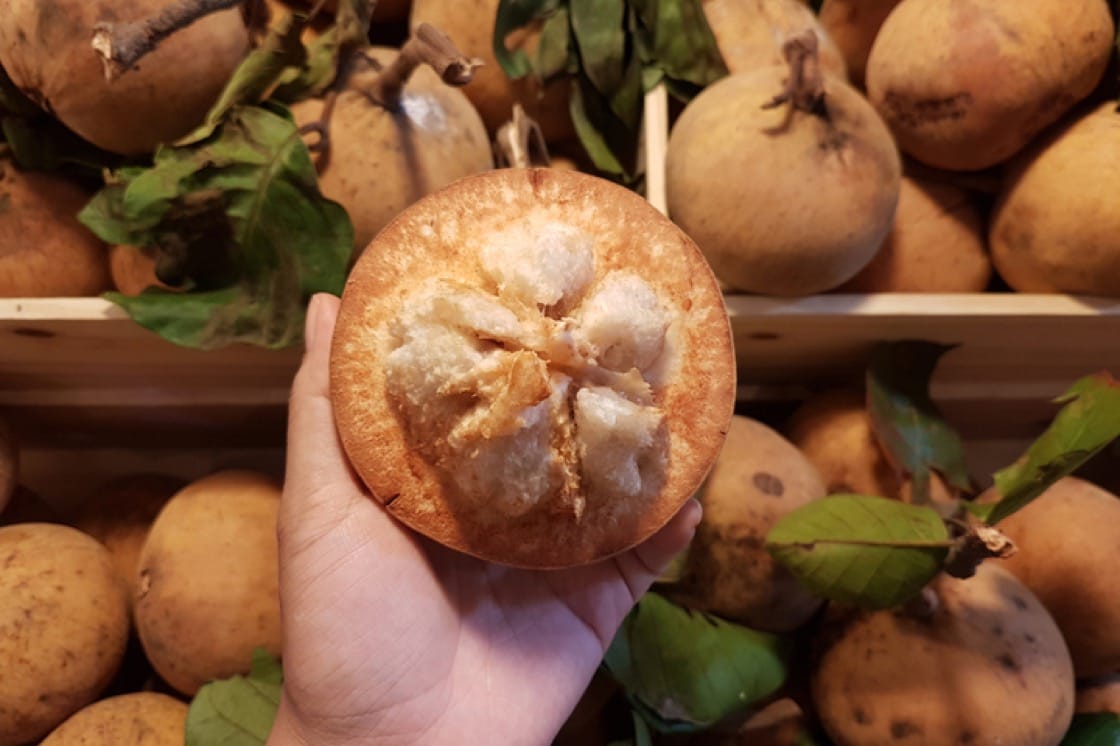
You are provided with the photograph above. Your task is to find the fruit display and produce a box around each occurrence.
[4,1,1120,744]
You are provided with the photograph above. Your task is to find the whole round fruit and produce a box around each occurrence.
[135,469,282,696]
[330,167,736,568]
[0,160,110,297]
[812,564,1074,746]
[0,0,250,155]
[291,43,493,256]
[866,0,1114,171]
[990,102,1120,295]
[1077,677,1120,714]
[666,34,900,296]
[680,415,826,632]
[40,692,188,745]
[818,0,902,87]
[0,523,130,744]
[990,477,1120,678]
[837,175,990,292]
[71,473,185,603]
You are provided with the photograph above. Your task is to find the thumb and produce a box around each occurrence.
[282,293,363,519]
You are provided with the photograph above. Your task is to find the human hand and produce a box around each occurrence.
[267,293,701,746]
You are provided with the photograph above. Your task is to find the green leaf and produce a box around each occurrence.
[603,592,790,733]
[866,341,971,504]
[80,104,351,349]
[987,372,1120,524]
[767,495,951,609]
[494,0,562,78]
[630,0,728,90]
[534,7,573,82]
[1062,713,1120,746]
[570,0,627,96]
[186,649,283,746]
[273,27,344,102]
[568,75,635,179]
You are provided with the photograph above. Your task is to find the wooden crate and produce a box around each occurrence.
[2,90,1118,504]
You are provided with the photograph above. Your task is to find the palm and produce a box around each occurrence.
[274,294,697,746]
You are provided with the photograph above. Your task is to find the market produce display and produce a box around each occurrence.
[3,0,1120,744]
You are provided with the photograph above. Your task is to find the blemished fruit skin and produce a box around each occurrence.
[989,476,1120,678]
[0,523,130,745]
[837,175,991,293]
[0,161,110,298]
[39,692,189,746]
[666,66,900,296]
[0,0,250,155]
[812,564,1074,746]
[134,470,282,696]
[680,416,827,632]
[990,102,1120,296]
[865,0,1114,171]
[291,48,493,257]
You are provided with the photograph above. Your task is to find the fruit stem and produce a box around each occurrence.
[944,524,1017,579]
[366,23,482,110]
[92,0,244,81]
[494,104,552,169]
[762,30,827,117]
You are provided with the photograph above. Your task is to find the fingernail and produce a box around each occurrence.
[304,295,322,349]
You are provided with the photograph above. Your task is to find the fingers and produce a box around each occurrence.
[614,499,702,603]
[283,293,359,507]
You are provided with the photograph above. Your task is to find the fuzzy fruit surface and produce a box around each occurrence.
[991,101,1120,296]
[39,692,188,746]
[702,0,848,79]
[0,0,249,155]
[666,66,901,296]
[818,0,903,87]
[812,563,1074,746]
[866,0,1113,171]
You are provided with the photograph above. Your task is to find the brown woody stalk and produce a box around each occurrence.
[366,23,483,110]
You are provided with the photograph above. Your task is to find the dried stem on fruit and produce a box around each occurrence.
[944,523,1016,579]
[762,30,828,120]
[494,104,551,169]
[365,23,483,110]
[92,0,244,80]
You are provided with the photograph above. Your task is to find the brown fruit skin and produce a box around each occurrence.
[0,416,15,515]
[866,0,1114,171]
[108,245,174,297]
[0,523,130,745]
[681,416,826,632]
[70,474,186,608]
[813,564,1074,746]
[0,163,110,297]
[785,389,954,502]
[701,0,848,79]
[39,692,188,746]
[135,470,282,696]
[0,0,249,156]
[410,0,574,142]
[990,102,1120,295]
[989,477,1120,678]
[837,175,991,293]
[818,0,902,88]
[291,49,493,255]
[1077,677,1120,714]
[666,67,900,296]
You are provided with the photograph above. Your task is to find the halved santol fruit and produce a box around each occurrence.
[0,0,250,155]
[331,168,736,568]
[0,159,110,298]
